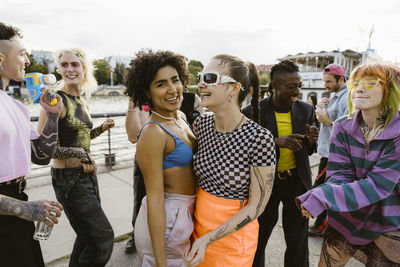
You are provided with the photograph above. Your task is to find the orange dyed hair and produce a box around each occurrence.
[348,63,400,127]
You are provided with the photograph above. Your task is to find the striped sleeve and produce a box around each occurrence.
[297,122,400,218]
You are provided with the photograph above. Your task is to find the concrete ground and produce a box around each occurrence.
[25,156,363,267]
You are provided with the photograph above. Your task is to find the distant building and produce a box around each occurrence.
[278,48,383,102]
[31,50,56,73]
[257,64,273,73]
[103,55,132,68]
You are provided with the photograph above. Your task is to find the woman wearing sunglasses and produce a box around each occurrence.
[297,63,400,266]
[184,55,276,267]
[125,49,197,267]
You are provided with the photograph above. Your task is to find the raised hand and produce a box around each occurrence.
[39,92,63,115]
[101,118,115,131]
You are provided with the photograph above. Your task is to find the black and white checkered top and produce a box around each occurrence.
[193,114,276,200]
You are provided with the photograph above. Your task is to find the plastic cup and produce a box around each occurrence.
[33,217,54,241]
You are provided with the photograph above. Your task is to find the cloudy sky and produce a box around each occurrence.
[1,0,400,65]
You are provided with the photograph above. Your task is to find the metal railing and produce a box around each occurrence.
[28,112,135,179]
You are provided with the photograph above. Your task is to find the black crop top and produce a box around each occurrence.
[57,91,93,152]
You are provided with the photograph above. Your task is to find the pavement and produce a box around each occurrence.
[25,155,362,267]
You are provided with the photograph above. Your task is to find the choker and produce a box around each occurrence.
[152,111,181,129]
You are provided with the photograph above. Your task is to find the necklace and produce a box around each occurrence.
[152,111,181,129]
[213,115,245,142]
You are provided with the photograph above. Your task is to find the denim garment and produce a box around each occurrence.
[51,167,114,267]
[317,86,348,158]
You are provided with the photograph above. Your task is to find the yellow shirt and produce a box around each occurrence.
[275,111,297,172]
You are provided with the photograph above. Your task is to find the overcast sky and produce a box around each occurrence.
[1,0,400,65]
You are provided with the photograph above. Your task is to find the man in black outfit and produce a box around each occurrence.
[243,60,318,267]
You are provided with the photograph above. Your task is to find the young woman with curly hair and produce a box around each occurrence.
[297,62,400,266]
[125,49,197,267]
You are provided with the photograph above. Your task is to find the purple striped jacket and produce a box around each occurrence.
[297,110,400,245]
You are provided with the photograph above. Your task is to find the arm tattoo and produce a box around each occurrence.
[53,146,91,163]
[207,225,228,245]
[31,112,59,165]
[0,195,45,222]
[251,167,274,218]
[90,124,103,139]
[235,215,252,230]
[253,167,266,217]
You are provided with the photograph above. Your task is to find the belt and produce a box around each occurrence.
[276,168,297,180]
[0,176,26,193]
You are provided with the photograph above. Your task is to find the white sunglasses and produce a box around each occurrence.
[198,71,244,91]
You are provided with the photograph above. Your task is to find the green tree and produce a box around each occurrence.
[259,72,270,85]
[188,60,203,68]
[114,62,127,85]
[25,53,48,74]
[188,60,203,85]
[93,60,111,85]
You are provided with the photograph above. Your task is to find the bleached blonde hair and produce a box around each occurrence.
[55,48,97,97]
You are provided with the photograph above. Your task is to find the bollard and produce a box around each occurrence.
[104,125,115,168]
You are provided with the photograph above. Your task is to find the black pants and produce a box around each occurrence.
[0,183,45,267]
[131,158,146,233]
[312,157,328,228]
[51,167,114,267]
[253,171,309,267]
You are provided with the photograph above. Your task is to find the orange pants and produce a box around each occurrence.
[193,188,259,267]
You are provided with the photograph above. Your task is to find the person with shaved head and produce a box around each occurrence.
[0,22,64,267]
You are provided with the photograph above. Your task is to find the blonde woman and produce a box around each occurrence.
[37,48,115,267]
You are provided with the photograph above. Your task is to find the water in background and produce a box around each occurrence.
[25,96,135,178]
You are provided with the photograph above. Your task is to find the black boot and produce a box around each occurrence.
[125,234,136,254]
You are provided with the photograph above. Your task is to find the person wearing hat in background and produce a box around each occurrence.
[308,63,348,236]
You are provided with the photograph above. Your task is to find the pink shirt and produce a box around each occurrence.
[0,90,39,182]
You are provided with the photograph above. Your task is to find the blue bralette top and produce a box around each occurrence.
[138,121,193,169]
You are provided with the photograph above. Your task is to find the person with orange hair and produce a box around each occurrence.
[297,62,400,266]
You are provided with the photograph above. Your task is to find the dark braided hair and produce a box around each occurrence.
[125,49,190,109]
[0,22,22,40]
[212,54,260,123]
[267,60,299,95]
[246,62,260,123]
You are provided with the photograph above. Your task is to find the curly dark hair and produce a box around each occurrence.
[0,22,22,40]
[267,60,299,95]
[125,49,190,109]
